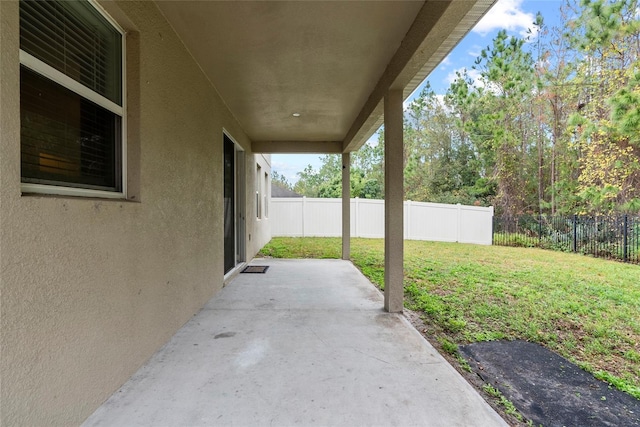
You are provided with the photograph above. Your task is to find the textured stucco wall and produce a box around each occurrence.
[248,153,272,256]
[0,1,269,425]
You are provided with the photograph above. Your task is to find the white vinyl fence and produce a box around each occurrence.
[271,197,494,245]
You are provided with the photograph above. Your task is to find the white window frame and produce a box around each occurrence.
[19,0,127,199]
[263,171,269,219]
[256,163,262,219]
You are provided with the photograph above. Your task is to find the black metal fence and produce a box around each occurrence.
[493,214,640,264]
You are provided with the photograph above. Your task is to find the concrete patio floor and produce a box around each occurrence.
[83,259,507,427]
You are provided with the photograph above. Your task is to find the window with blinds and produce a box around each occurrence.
[19,0,124,194]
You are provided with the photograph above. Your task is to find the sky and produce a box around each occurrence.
[272,0,564,184]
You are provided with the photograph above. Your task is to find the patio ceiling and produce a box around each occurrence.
[156,0,495,153]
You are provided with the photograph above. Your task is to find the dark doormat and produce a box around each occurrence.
[459,340,640,427]
[241,265,269,274]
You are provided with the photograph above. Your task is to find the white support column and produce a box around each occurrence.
[384,89,404,313]
[342,152,351,260]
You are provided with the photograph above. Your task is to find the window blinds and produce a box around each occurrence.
[21,67,119,190]
[20,0,122,105]
[19,0,123,192]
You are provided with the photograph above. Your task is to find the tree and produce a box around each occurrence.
[289,0,640,215]
[445,70,497,206]
[271,171,293,191]
[402,84,486,205]
[293,164,323,197]
[466,30,538,217]
[564,0,640,213]
[535,4,581,214]
[293,145,384,199]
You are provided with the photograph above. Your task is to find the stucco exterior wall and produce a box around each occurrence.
[249,153,273,255]
[0,1,270,425]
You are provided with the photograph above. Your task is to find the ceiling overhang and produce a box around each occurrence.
[252,141,343,154]
[156,1,495,154]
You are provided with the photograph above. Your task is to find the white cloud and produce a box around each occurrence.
[365,132,381,147]
[271,161,297,184]
[445,67,503,95]
[472,0,536,38]
[271,154,328,185]
[404,93,452,115]
[446,67,482,87]
[439,54,452,70]
[468,45,482,59]
[271,156,314,184]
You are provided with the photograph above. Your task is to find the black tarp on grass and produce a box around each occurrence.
[459,340,639,427]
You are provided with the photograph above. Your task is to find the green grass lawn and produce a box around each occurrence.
[259,237,640,399]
